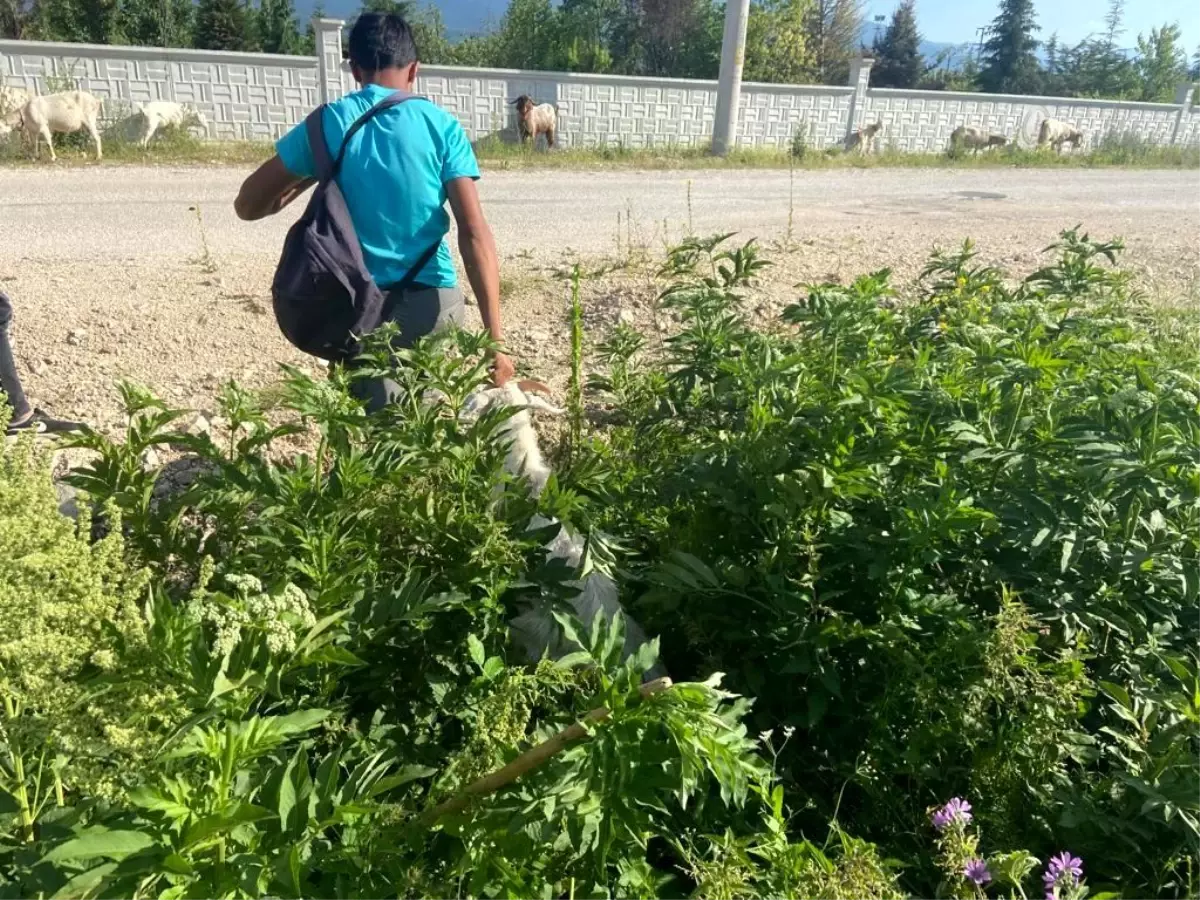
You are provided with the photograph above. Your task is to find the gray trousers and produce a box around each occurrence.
[350,284,465,413]
[0,292,31,422]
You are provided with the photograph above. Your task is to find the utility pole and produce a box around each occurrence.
[712,0,750,157]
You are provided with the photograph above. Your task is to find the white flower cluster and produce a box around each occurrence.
[187,574,316,657]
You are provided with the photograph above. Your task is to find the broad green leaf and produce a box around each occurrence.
[1099,681,1133,710]
[50,863,117,898]
[466,634,486,669]
[369,765,438,797]
[43,830,155,864]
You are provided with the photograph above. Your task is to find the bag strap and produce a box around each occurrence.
[379,240,443,320]
[306,91,422,184]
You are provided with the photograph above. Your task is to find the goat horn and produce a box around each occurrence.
[517,379,553,396]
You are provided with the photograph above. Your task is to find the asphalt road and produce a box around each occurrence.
[1,165,1196,265]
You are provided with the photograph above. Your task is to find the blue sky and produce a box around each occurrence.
[863,0,1200,53]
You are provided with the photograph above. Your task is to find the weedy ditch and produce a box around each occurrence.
[0,228,1195,899]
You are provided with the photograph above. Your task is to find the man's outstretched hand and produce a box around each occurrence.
[490,352,515,386]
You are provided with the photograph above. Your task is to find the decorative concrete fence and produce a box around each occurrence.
[3,22,1198,150]
[0,38,318,139]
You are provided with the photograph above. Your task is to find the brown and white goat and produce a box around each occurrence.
[512,95,558,149]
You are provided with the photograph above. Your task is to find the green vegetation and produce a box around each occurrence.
[0,228,1195,898]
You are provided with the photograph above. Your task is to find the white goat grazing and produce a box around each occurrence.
[845,119,884,155]
[21,91,104,161]
[1037,118,1084,153]
[512,95,558,148]
[460,380,667,678]
[949,125,1008,153]
[136,101,209,147]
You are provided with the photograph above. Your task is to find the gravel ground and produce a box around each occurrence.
[0,164,1196,435]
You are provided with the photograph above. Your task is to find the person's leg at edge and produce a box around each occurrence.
[0,291,33,427]
[350,284,467,414]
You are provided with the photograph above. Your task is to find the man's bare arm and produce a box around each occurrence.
[447,177,513,384]
[234,155,315,221]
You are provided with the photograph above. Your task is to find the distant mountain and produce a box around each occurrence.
[860,20,975,67]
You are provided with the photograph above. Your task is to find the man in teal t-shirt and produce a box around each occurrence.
[234,12,513,406]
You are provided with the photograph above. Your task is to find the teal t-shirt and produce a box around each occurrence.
[276,84,480,289]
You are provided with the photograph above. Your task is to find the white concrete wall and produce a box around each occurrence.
[2,33,1197,151]
[864,87,1184,152]
[0,38,318,139]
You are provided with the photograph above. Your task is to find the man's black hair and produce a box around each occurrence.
[348,12,419,73]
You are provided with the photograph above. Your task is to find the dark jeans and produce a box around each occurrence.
[0,292,31,422]
[350,283,465,413]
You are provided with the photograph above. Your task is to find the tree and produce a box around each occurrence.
[804,0,865,84]
[118,0,194,47]
[640,0,722,78]
[193,0,250,50]
[33,0,123,42]
[871,0,922,88]
[302,2,322,54]
[1191,45,1200,81]
[256,0,302,54]
[0,0,34,38]
[1135,23,1187,102]
[978,0,1040,94]
[490,0,559,70]
[744,0,817,85]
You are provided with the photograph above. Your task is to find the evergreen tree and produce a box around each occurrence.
[1135,23,1187,102]
[1191,45,1200,81]
[871,0,922,88]
[256,0,301,54]
[978,0,1040,94]
[193,0,250,50]
[301,1,321,53]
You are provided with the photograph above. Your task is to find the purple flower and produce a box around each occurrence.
[1043,852,1083,899]
[964,858,992,885]
[931,797,973,831]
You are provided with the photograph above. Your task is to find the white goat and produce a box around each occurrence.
[21,91,104,161]
[512,95,558,149]
[949,125,1008,153]
[1037,118,1084,153]
[459,380,666,678]
[136,101,209,147]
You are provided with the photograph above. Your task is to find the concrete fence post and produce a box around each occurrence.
[1170,82,1196,144]
[711,0,750,156]
[846,54,874,141]
[315,17,345,106]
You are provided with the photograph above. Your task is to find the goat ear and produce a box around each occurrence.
[517,379,553,397]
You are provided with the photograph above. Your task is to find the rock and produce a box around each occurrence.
[528,329,550,343]
[54,480,80,521]
[141,447,162,470]
[617,309,636,326]
[67,329,86,346]
[185,414,212,436]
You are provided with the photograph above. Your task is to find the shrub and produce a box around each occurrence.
[588,229,1199,895]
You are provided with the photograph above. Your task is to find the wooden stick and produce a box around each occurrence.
[420,677,673,826]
